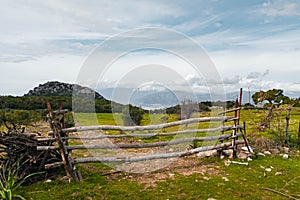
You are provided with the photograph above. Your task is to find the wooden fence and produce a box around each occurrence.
[37,89,251,182]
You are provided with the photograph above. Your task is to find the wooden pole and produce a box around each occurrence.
[298,121,300,146]
[73,140,245,164]
[285,105,291,146]
[45,140,245,168]
[37,133,244,151]
[46,102,78,181]
[46,125,242,140]
[48,116,235,134]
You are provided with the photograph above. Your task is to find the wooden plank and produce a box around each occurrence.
[37,133,243,151]
[48,116,235,134]
[42,125,244,142]
[73,140,245,163]
[218,107,241,115]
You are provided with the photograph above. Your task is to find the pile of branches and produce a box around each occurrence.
[0,132,62,185]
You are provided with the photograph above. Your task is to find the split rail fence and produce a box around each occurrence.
[37,89,251,181]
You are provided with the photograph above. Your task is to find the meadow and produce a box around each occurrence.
[17,107,300,199]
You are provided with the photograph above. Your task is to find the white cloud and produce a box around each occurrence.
[259,0,300,17]
[0,0,299,98]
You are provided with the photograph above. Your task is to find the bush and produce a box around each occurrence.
[122,105,145,126]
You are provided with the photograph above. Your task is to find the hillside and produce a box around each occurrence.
[25,81,105,100]
[0,81,122,113]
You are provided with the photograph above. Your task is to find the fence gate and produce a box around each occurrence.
[38,89,251,182]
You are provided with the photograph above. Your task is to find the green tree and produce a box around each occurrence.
[252,89,290,131]
[252,89,290,106]
[122,105,145,126]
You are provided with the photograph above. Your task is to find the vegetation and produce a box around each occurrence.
[251,89,299,132]
[0,108,43,134]
[0,96,116,113]
[252,89,291,107]
[18,155,300,200]
[122,105,145,126]
[0,160,42,200]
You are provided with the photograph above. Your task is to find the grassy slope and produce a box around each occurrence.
[20,108,300,199]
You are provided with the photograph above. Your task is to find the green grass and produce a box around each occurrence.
[20,154,300,199]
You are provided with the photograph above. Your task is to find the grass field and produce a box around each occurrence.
[17,107,300,199]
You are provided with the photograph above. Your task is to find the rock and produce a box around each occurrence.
[283,147,289,153]
[222,177,229,182]
[198,150,218,158]
[275,172,283,176]
[283,154,289,159]
[224,160,231,166]
[237,151,248,160]
[269,148,280,154]
[222,149,234,159]
[241,146,254,153]
[265,168,272,172]
[264,151,271,155]
[257,153,266,157]
[223,149,233,156]
[45,179,52,183]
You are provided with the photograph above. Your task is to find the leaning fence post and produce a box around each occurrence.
[46,102,79,182]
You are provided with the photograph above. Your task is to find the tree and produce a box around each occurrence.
[122,105,145,126]
[252,89,290,131]
[252,89,290,106]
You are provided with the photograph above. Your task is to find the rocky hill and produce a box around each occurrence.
[25,81,105,100]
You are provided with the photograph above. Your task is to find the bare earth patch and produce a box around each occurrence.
[101,155,220,189]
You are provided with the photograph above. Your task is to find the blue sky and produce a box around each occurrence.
[1,0,300,97]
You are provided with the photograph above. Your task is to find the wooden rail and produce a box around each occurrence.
[48,116,236,135]
[38,132,243,151]
[41,125,243,142]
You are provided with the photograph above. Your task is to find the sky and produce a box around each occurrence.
[1,0,300,98]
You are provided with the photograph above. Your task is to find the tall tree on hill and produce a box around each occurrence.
[252,89,290,131]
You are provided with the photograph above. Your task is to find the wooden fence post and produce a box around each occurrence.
[46,102,79,182]
[285,106,291,147]
[298,121,300,146]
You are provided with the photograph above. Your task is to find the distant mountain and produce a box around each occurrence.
[25,81,105,100]
[98,87,255,109]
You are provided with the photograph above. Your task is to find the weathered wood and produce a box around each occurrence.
[37,133,243,151]
[48,116,235,135]
[298,121,300,145]
[45,161,63,169]
[41,125,244,142]
[46,102,78,181]
[218,107,241,115]
[53,109,69,115]
[72,140,245,164]
[262,187,299,200]
[285,105,291,146]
